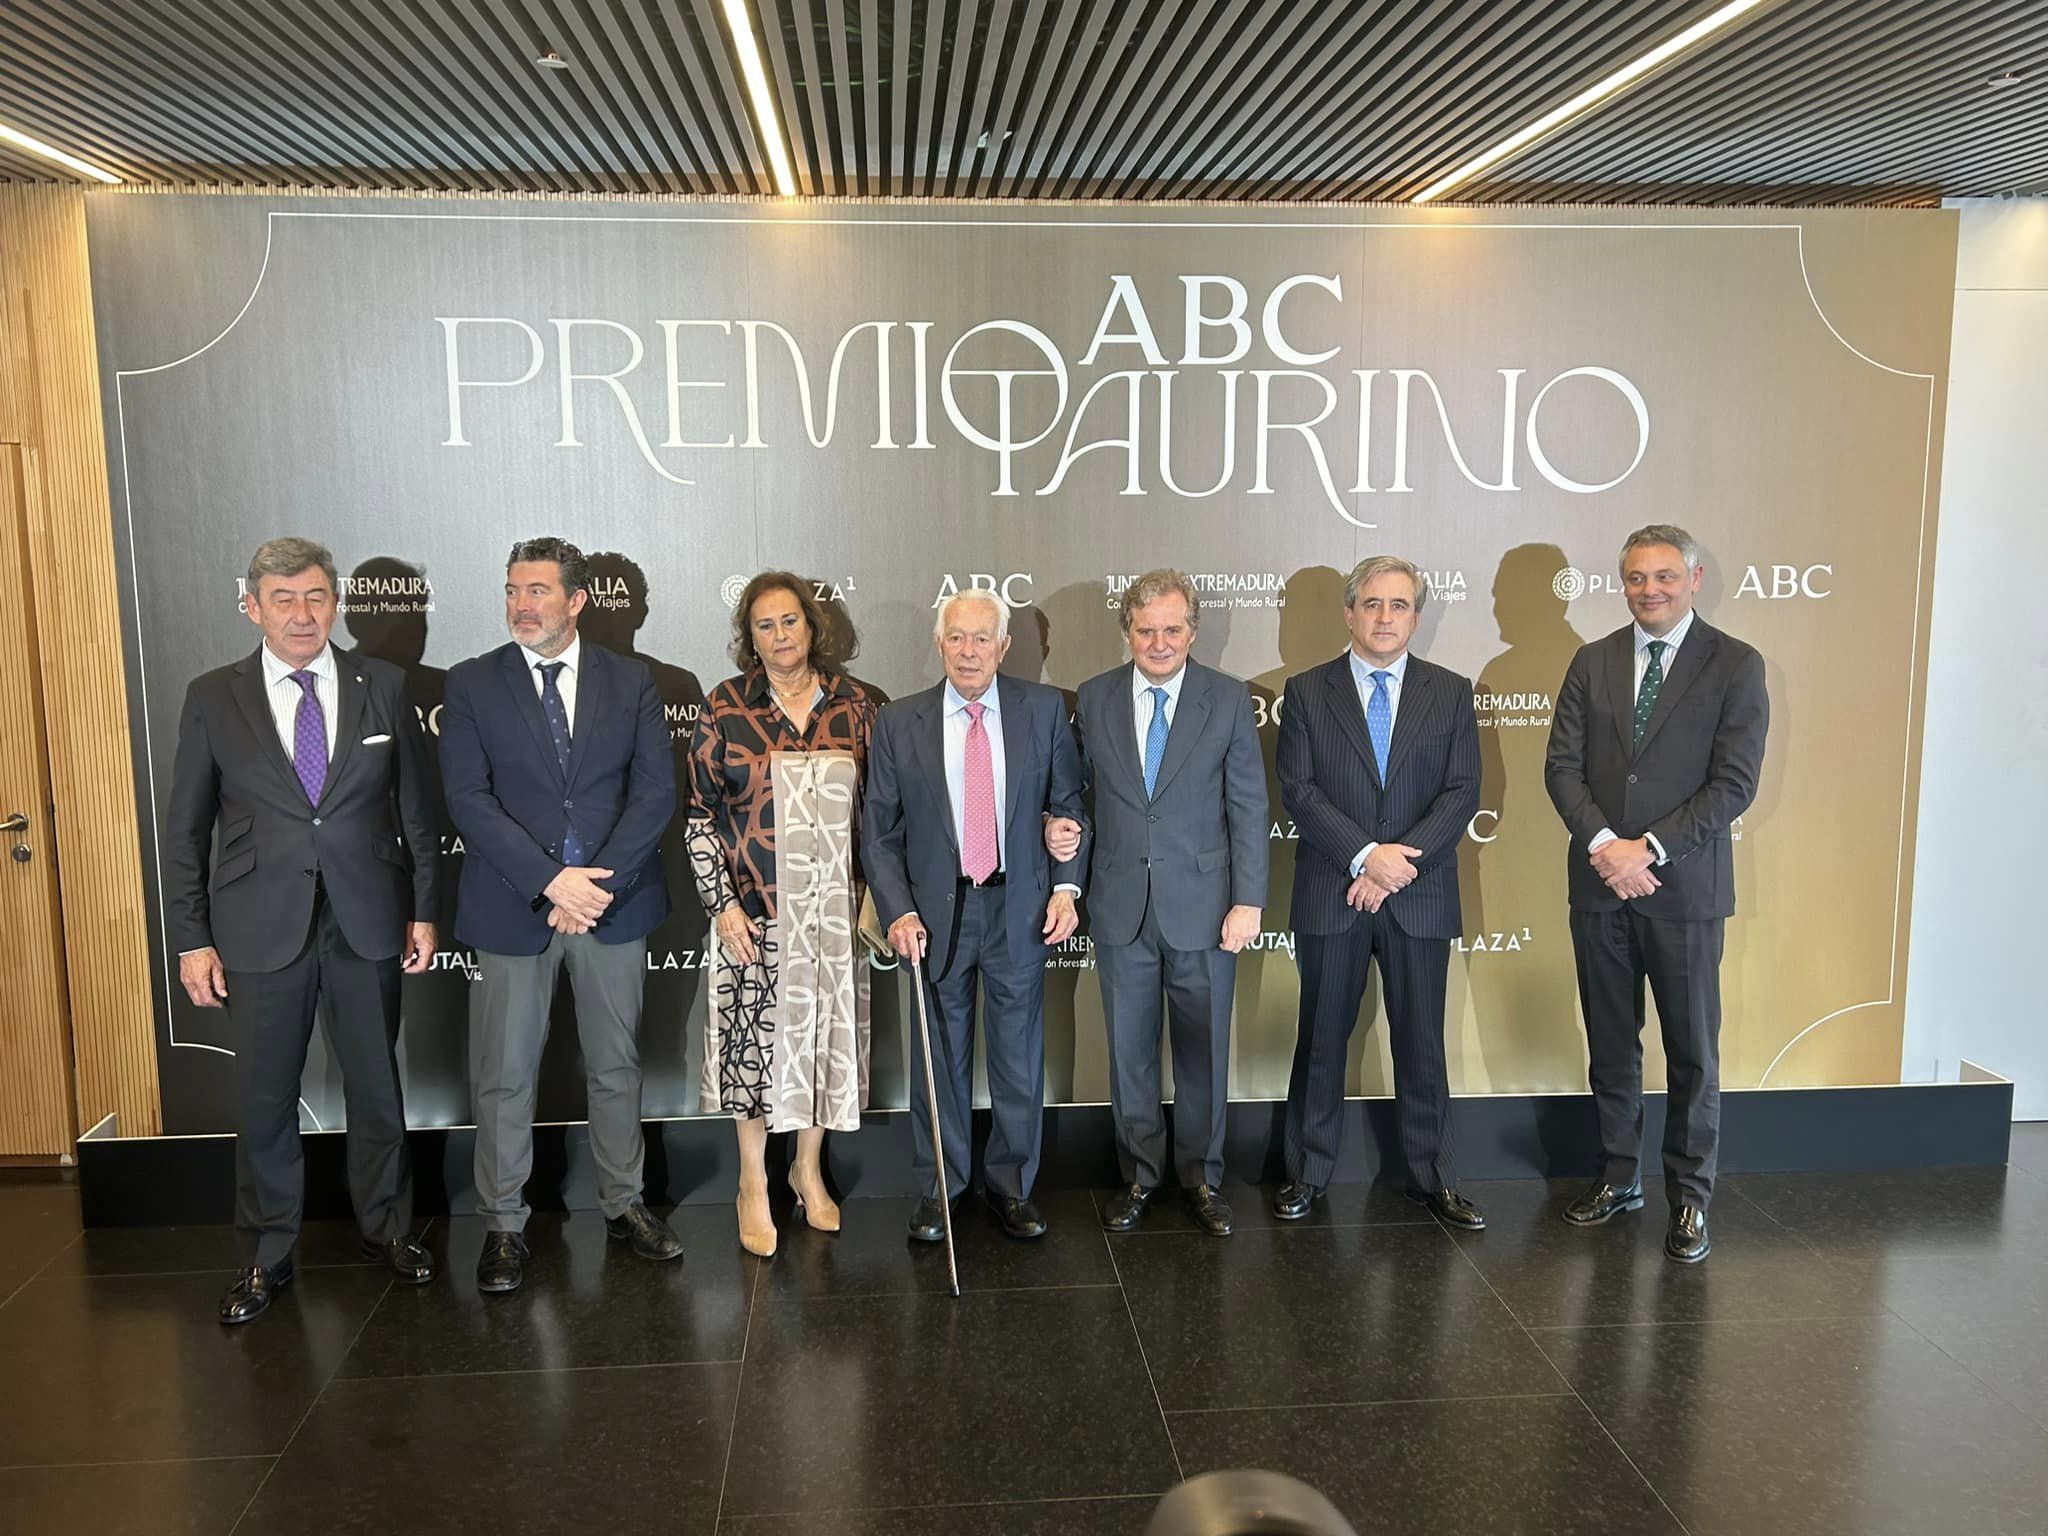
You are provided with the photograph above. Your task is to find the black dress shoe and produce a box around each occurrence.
[606,1201,685,1262]
[361,1235,436,1284]
[1186,1184,1234,1236]
[986,1192,1047,1240]
[1101,1184,1154,1232]
[1563,1179,1646,1226]
[1272,1180,1325,1221]
[217,1260,293,1326]
[1665,1204,1710,1263]
[908,1195,955,1243]
[476,1231,530,1294]
[1407,1187,1486,1230]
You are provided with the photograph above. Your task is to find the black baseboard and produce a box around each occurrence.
[77,1078,2016,1229]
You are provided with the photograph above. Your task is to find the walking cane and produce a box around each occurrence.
[907,954,961,1297]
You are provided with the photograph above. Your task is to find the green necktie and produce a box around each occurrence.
[1633,640,1666,753]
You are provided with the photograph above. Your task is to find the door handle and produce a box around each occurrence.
[0,813,26,834]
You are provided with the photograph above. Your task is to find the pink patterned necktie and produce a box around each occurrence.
[961,700,998,884]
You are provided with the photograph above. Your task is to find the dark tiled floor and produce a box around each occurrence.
[5,1150,2048,1535]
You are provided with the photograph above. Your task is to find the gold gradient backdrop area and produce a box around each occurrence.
[85,198,1954,1133]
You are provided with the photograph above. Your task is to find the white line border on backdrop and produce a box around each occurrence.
[109,207,1937,1096]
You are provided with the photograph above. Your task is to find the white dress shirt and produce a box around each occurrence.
[519,633,583,735]
[941,680,1079,893]
[1589,607,1696,866]
[1131,663,1188,768]
[260,641,338,763]
[1347,648,1409,877]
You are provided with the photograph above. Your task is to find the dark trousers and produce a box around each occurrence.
[912,884,1045,1201]
[227,892,411,1267]
[1285,916,1454,1191]
[1097,892,1234,1189]
[1569,906,1724,1208]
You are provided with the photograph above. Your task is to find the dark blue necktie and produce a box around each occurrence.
[538,662,585,865]
[1366,670,1392,781]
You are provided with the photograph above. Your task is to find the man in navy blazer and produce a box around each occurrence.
[439,537,682,1293]
[1073,570,1268,1236]
[862,588,1088,1241]
[1274,556,1485,1228]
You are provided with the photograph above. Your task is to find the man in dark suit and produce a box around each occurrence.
[439,537,682,1293]
[1071,570,1267,1235]
[863,588,1088,1241]
[1273,556,1485,1228]
[1544,524,1768,1263]
[166,537,440,1324]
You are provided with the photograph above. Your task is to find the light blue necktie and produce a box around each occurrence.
[1366,670,1392,782]
[1142,685,1169,798]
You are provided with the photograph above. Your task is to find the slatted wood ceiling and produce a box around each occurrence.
[0,2,2040,202]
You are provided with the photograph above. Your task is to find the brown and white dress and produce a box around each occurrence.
[686,669,876,1132]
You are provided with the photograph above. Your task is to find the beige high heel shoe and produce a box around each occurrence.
[790,1172,841,1233]
[737,1180,778,1257]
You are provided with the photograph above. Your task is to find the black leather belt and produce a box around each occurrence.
[958,871,1007,888]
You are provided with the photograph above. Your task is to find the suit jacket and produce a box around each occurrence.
[163,645,440,974]
[1277,652,1480,941]
[1075,659,1269,951]
[861,674,1089,980]
[1544,618,1768,921]
[439,640,674,955]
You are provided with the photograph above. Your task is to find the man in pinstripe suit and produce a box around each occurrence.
[1273,556,1485,1228]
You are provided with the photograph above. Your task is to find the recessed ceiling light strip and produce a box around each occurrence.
[720,0,799,197]
[0,121,123,184]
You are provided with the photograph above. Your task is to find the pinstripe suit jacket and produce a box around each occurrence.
[1277,652,1480,941]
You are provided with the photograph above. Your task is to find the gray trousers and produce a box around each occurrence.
[471,931,648,1230]
[1097,895,1235,1189]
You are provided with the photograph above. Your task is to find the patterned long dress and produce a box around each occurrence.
[686,670,876,1131]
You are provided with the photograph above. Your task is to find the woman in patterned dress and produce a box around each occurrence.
[686,572,877,1256]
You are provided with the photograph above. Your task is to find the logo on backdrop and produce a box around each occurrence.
[436,275,1652,528]
[1104,572,1287,610]
[1472,690,1553,729]
[1551,565,1625,601]
[933,572,1035,608]
[1735,563,1833,599]
[1420,568,1470,604]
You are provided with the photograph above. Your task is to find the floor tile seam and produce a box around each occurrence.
[228,1275,394,1536]
[328,1357,747,1385]
[1521,1309,1894,1332]
[710,1253,767,1530]
[1163,1389,1581,1415]
[0,1453,280,1473]
[35,1262,389,1280]
[1520,1329,1698,1536]
[1107,1218,1441,1235]
[720,1488,1169,1521]
[768,1281,1125,1303]
[1876,1302,2048,1438]
[1721,1181,1829,1256]
[0,1229,84,1311]
[1099,1215,1185,1482]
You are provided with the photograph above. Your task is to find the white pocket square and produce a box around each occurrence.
[361,733,393,745]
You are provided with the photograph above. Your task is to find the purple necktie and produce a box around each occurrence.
[289,670,327,805]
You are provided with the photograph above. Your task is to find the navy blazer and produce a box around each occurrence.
[861,674,1089,981]
[1277,652,1480,941]
[1075,659,1269,951]
[1543,619,1768,921]
[439,640,675,955]
[163,646,440,974]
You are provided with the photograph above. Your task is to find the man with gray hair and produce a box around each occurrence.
[440,536,683,1293]
[165,537,442,1324]
[1272,555,1485,1228]
[863,586,1088,1241]
[1545,524,1768,1263]
[1070,570,1267,1235]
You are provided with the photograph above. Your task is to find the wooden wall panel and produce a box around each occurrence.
[0,185,160,1137]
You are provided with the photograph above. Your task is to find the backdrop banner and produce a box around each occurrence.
[86,196,1955,1135]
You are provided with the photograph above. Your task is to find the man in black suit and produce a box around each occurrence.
[439,537,683,1294]
[1545,524,1768,1263]
[1071,570,1267,1235]
[1273,556,1484,1228]
[165,538,441,1324]
[862,589,1088,1241]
